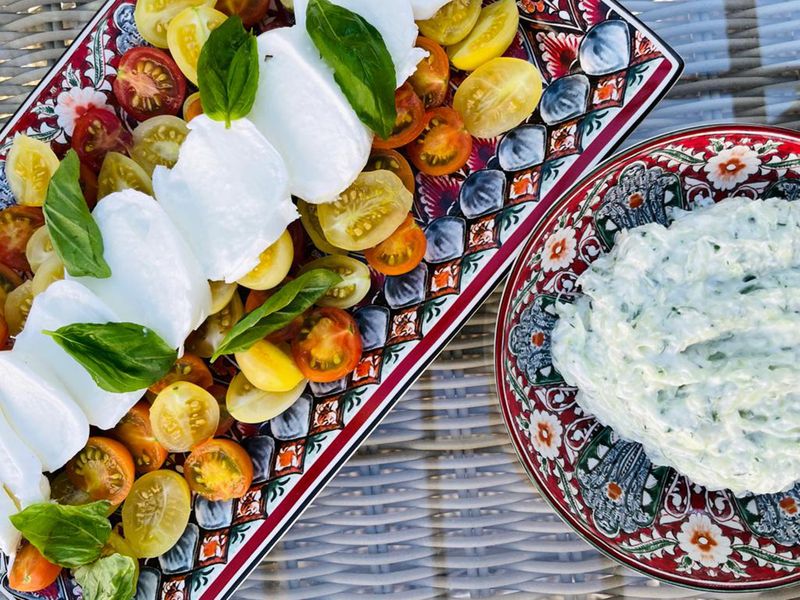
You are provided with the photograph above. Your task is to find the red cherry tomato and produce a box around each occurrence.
[364,215,427,276]
[365,149,416,194]
[373,83,426,150]
[215,0,270,28]
[0,205,44,271]
[409,37,450,109]
[79,162,99,209]
[406,107,473,176]
[71,108,132,172]
[113,47,187,122]
[291,307,362,383]
[8,542,61,593]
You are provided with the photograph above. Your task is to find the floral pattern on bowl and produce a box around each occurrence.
[496,124,800,592]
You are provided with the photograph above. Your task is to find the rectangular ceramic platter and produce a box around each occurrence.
[0,1,682,598]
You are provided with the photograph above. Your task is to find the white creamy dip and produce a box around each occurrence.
[551,197,800,496]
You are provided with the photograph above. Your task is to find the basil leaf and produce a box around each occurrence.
[198,16,259,127]
[44,322,177,393]
[307,0,397,138]
[74,554,138,600]
[10,501,112,568]
[43,150,111,278]
[212,269,342,360]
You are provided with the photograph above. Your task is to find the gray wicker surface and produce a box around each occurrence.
[2,0,800,597]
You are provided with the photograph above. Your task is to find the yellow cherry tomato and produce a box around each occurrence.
[167,5,227,85]
[131,115,190,176]
[97,152,153,200]
[226,372,307,424]
[235,339,305,393]
[134,0,214,48]
[447,0,520,71]
[31,255,64,296]
[299,256,371,309]
[453,57,543,138]
[209,280,238,315]
[150,381,220,452]
[186,292,244,358]
[236,231,294,291]
[4,280,33,336]
[4,135,60,207]
[317,170,413,252]
[25,227,55,274]
[121,470,191,559]
[417,0,481,46]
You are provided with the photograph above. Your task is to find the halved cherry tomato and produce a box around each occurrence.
[4,280,33,335]
[66,437,136,507]
[447,0,520,72]
[235,340,304,392]
[364,215,427,276]
[149,353,214,394]
[150,381,220,452]
[209,280,238,315]
[215,0,270,27]
[183,438,254,501]
[0,314,8,350]
[244,289,269,314]
[183,92,203,122]
[407,107,473,176]
[409,37,450,109]
[417,0,482,46]
[50,472,92,506]
[31,254,64,296]
[299,256,371,309]
[111,402,169,474]
[71,108,132,172]
[291,307,363,383]
[113,47,187,122]
[131,115,189,176]
[187,293,244,358]
[4,134,60,207]
[208,383,235,436]
[237,230,294,291]
[79,162,99,209]
[97,151,153,200]
[372,83,426,149]
[167,5,227,85]
[8,542,61,593]
[297,200,344,255]
[226,372,306,424]
[0,205,44,271]
[134,0,214,48]
[0,262,23,294]
[365,149,415,194]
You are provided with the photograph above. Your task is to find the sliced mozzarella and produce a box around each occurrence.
[0,406,48,507]
[294,0,426,86]
[0,351,89,472]
[69,189,211,349]
[409,0,452,20]
[15,280,143,430]
[152,116,297,283]
[248,26,372,204]
[0,487,21,557]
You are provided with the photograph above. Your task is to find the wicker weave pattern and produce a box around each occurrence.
[2,0,800,597]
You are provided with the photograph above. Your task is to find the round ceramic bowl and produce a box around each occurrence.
[495,124,800,592]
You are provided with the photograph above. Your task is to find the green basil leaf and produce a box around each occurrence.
[43,150,111,279]
[10,501,112,568]
[74,554,138,600]
[43,322,177,393]
[212,268,342,360]
[307,0,397,138]
[198,16,259,127]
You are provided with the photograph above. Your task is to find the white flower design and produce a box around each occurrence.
[529,409,563,460]
[704,145,760,191]
[676,513,732,568]
[54,87,109,136]
[541,227,577,272]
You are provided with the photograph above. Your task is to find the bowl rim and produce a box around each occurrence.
[493,121,800,593]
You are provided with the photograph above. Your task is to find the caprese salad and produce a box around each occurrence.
[0,0,542,596]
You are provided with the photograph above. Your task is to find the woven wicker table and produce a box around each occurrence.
[2,0,800,597]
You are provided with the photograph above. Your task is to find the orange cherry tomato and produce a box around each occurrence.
[407,107,473,176]
[291,307,362,383]
[183,438,254,501]
[364,214,427,276]
[372,83,426,149]
[71,108,133,172]
[208,383,235,436]
[8,542,61,593]
[365,149,415,194]
[183,92,203,122]
[113,47,187,122]
[66,437,136,507]
[244,289,304,344]
[149,352,214,393]
[79,162,99,209]
[0,205,44,272]
[244,289,269,314]
[110,402,169,474]
[409,36,450,108]
[215,0,270,27]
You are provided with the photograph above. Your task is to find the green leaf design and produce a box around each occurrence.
[649,148,706,165]
[619,537,677,555]
[764,158,800,169]
[44,322,177,392]
[733,543,800,568]
[306,0,397,138]
[44,149,111,278]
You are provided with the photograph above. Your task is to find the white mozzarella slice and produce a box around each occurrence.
[15,280,143,430]
[152,116,297,283]
[248,26,372,204]
[294,0,426,86]
[69,189,211,349]
[409,0,452,20]
[0,351,89,472]
[0,487,21,557]
[0,406,48,507]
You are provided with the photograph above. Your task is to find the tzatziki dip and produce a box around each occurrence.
[551,196,800,496]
